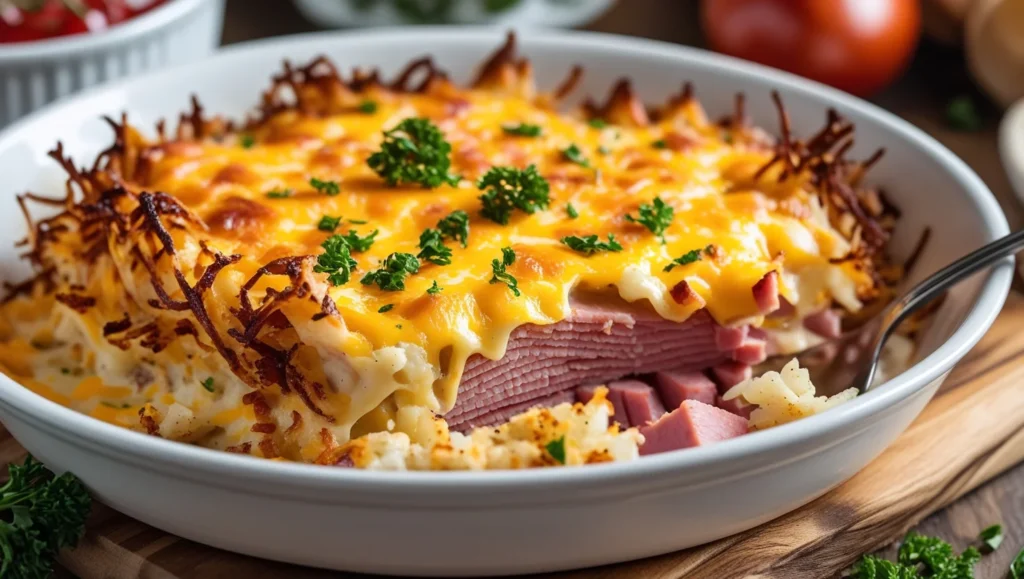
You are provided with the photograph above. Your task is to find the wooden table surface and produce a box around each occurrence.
[163,1,1024,576]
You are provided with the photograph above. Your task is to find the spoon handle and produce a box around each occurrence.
[859,228,1024,392]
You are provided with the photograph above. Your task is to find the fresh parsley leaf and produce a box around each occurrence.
[310,177,341,196]
[946,96,983,132]
[348,219,368,225]
[979,524,1003,552]
[314,235,358,286]
[0,456,91,579]
[560,234,622,255]
[240,134,256,149]
[367,117,460,188]
[437,210,470,247]
[664,245,712,272]
[489,247,520,297]
[545,436,566,464]
[851,555,917,579]
[597,145,611,155]
[625,196,674,242]
[358,100,378,114]
[502,123,542,137]
[417,228,453,266]
[652,139,668,149]
[361,253,420,291]
[337,229,378,252]
[100,401,131,409]
[318,215,342,232]
[478,165,551,225]
[851,531,983,579]
[266,188,293,199]
[562,143,590,168]
[201,377,215,392]
[588,118,607,129]
[1012,546,1024,579]
[565,203,579,219]
[378,304,394,313]
[427,280,442,295]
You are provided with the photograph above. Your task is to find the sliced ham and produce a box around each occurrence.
[714,325,748,351]
[804,308,842,339]
[639,400,749,455]
[731,338,767,365]
[653,371,717,408]
[711,361,753,392]
[577,384,629,427]
[752,271,780,314]
[609,380,666,426]
[716,394,755,419]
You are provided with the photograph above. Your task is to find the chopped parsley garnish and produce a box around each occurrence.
[318,215,343,232]
[561,143,590,168]
[417,228,453,266]
[502,123,542,137]
[625,196,674,242]
[979,524,1003,553]
[314,235,359,286]
[427,280,443,295]
[348,219,368,225]
[0,456,91,579]
[588,118,607,129]
[1013,547,1024,579]
[597,145,611,155]
[478,165,551,225]
[240,134,256,149]
[851,531,981,579]
[565,203,579,219]
[545,436,566,464]
[946,95,983,132]
[561,234,623,255]
[437,209,470,247]
[100,401,131,409]
[489,247,520,297]
[201,377,215,392]
[361,252,420,291]
[652,139,668,149]
[310,177,341,196]
[664,245,713,272]
[358,100,378,114]
[334,229,377,252]
[367,117,460,188]
[266,188,293,199]
[378,304,394,313]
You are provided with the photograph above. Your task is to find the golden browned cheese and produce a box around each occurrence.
[0,34,895,462]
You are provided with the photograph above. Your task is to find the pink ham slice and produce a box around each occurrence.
[639,400,749,455]
[711,361,753,392]
[653,371,717,408]
[609,380,666,426]
[731,338,767,365]
[804,308,842,339]
[577,384,630,427]
[448,302,742,429]
[752,271,780,314]
[717,395,755,419]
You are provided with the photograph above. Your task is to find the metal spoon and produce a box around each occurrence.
[785,228,1024,395]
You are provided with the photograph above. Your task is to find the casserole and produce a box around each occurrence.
[0,28,1010,575]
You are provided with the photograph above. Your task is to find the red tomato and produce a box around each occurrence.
[0,0,164,44]
[701,0,922,97]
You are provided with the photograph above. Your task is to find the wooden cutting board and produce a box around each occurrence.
[4,293,1024,579]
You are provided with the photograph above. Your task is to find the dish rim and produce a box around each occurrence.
[0,0,208,61]
[0,26,1011,495]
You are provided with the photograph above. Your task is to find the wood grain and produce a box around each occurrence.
[0,293,1019,579]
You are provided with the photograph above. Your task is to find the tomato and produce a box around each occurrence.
[0,0,164,44]
[701,0,922,97]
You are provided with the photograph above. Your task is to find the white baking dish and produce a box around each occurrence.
[0,28,1011,577]
[0,0,224,127]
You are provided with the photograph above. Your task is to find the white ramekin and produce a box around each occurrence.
[0,0,225,127]
[292,0,615,28]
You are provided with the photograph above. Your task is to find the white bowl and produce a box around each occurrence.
[0,0,225,127]
[292,0,615,28]
[0,28,1011,577]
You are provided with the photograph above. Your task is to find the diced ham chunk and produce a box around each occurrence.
[731,338,767,365]
[712,361,753,392]
[714,325,748,351]
[608,380,666,426]
[716,394,755,419]
[639,400,749,455]
[752,271,780,314]
[653,371,717,408]
[577,384,630,427]
[804,308,842,339]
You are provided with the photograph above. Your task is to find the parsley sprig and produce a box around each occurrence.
[310,177,340,196]
[318,215,343,232]
[417,228,453,266]
[314,235,359,286]
[361,253,420,291]
[561,234,623,255]
[358,100,378,114]
[562,143,590,168]
[490,247,520,297]
[335,229,378,252]
[565,203,579,219]
[427,280,443,295]
[0,456,91,579]
[266,188,292,199]
[367,118,460,188]
[478,165,551,225]
[852,531,981,579]
[437,210,470,247]
[502,123,542,137]
[625,197,674,242]
[664,245,713,272]
[545,436,566,464]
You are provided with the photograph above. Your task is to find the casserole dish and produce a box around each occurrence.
[0,28,1011,576]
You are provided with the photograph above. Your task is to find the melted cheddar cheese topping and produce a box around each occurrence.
[0,38,886,462]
